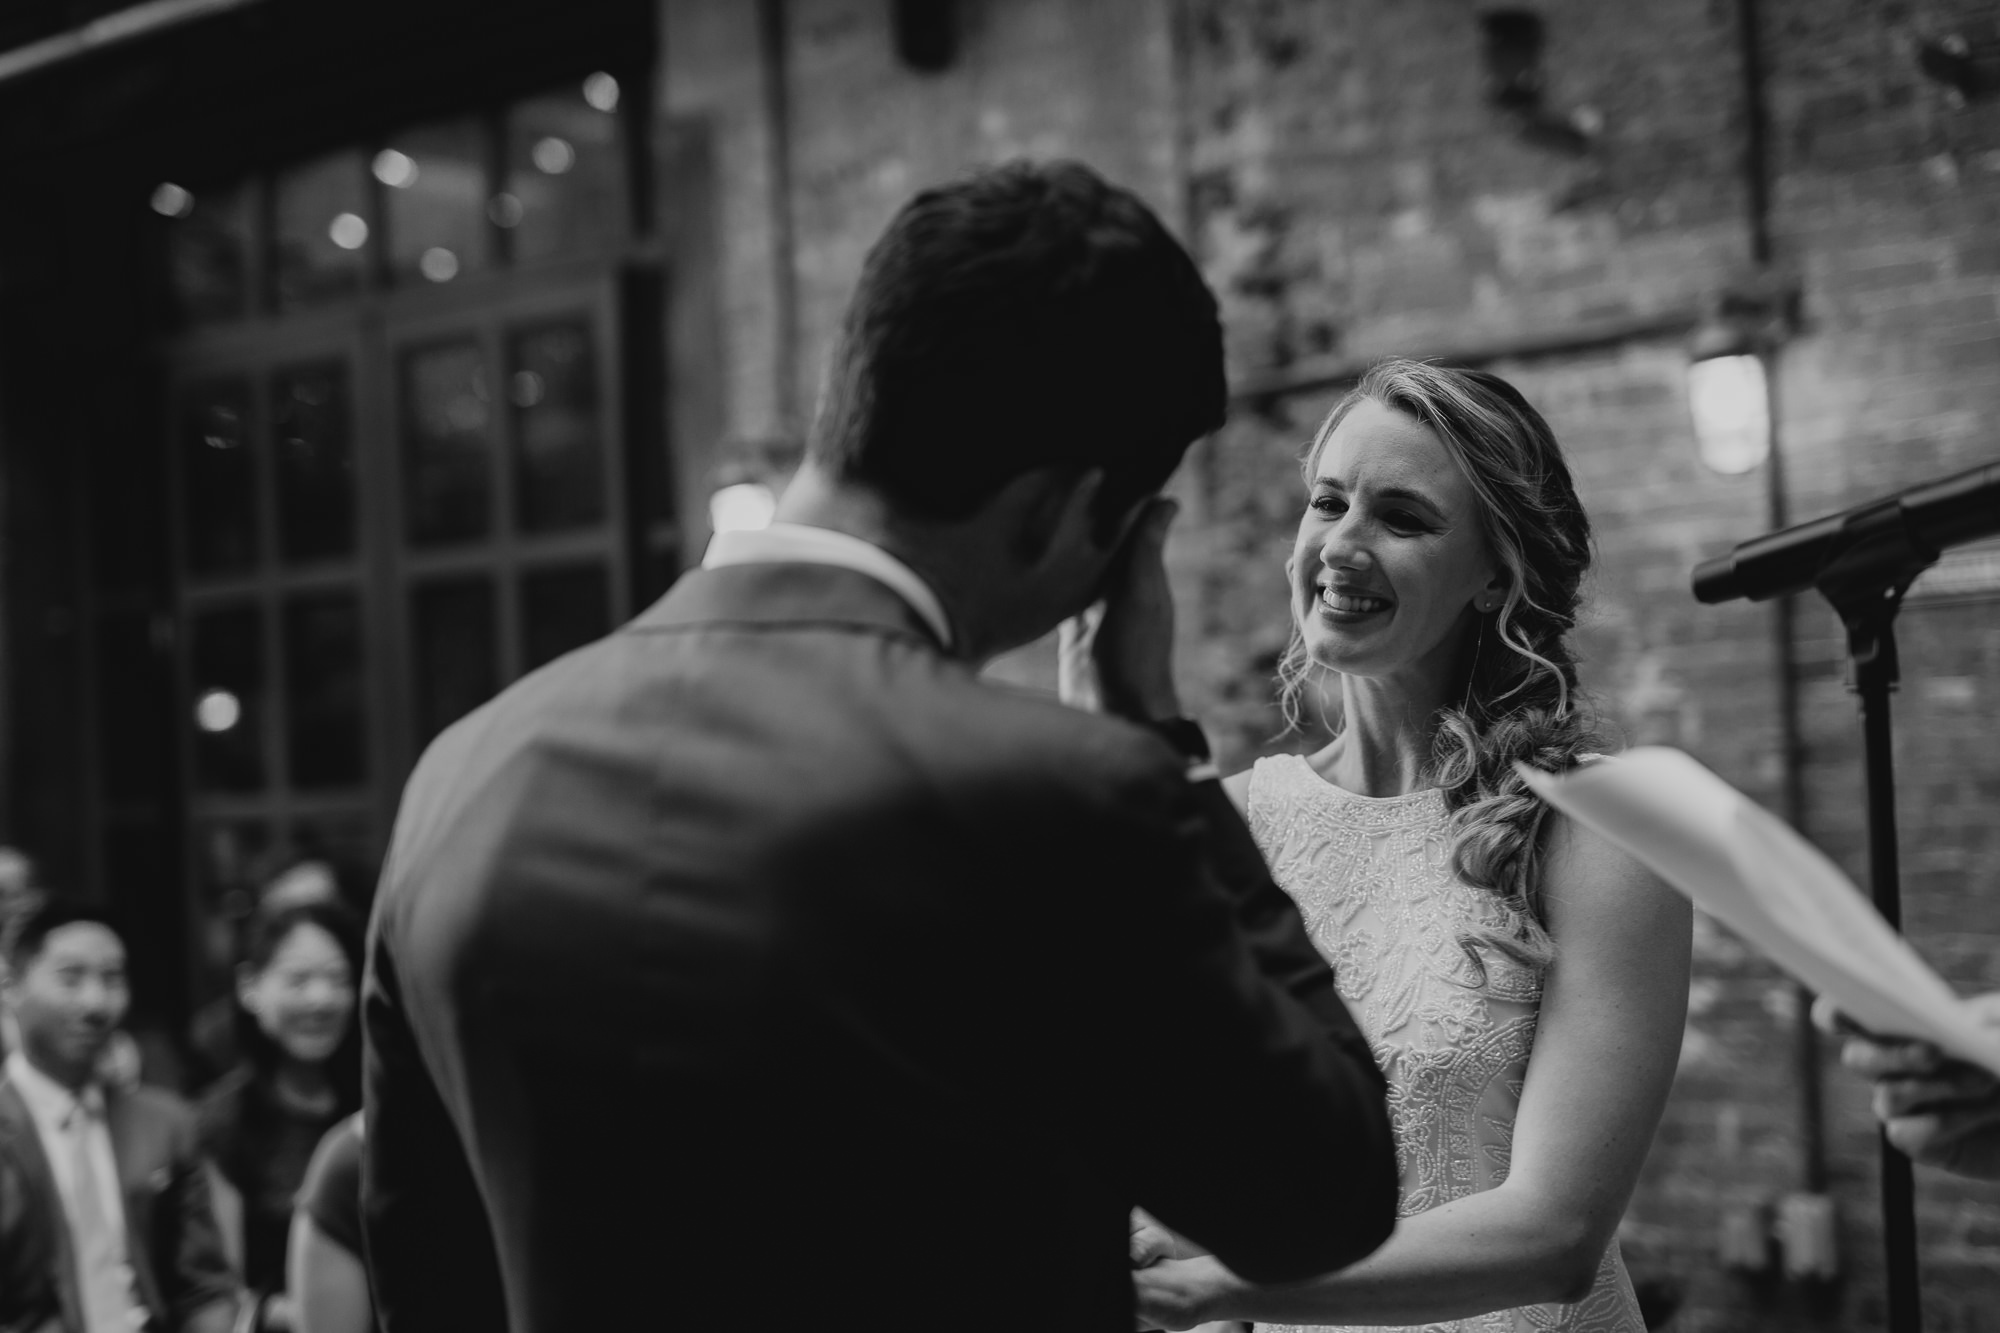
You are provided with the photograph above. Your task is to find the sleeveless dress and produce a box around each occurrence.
[1244,754,1644,1333]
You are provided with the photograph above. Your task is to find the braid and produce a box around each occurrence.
[1275,359,1596,978]
[1431,634,1597,976]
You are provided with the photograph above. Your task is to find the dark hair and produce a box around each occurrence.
[809,159,1226,530]
[233,899,363,1110]
[1279,359,1597,973]
[6,898,124,972]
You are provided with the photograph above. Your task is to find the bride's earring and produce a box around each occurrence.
[1462,597,1494,712]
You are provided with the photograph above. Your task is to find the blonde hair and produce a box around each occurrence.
[1277,359,1596,974]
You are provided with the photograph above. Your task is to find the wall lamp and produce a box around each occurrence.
[1478,8,1603,155]
[892,0,956,73]
[707,433,801,536]
[1916,33,1994,106]
[709,482,777,534]
[1686,273,1800,475]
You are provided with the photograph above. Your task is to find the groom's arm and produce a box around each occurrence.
[363,924,509,1333]
[1182,773,1375,1059]
[1033,736,1398,1286]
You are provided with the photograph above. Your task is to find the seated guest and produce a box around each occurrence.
[198,901,361,1332]
[188,858,348,1088]
[287,1113,372,1333]
[0,845,42,1056]
[0,899,239,1333]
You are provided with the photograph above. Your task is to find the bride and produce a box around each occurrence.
[1072,359,1691,1332]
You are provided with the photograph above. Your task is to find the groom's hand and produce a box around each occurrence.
[1060,496,1181,721]
[1129,1209,1179,1268]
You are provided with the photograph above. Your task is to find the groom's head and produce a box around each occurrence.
[795,160,1225,657]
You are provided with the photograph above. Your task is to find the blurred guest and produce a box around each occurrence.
[1827,993,2000,1180]
[0,899,240,1333]
[287,1113,372,1333]
[199,901,361,1332]
[0,846,42,1056]
[189,859,347,1087]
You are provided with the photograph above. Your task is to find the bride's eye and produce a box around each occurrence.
[1310,494,1346,516]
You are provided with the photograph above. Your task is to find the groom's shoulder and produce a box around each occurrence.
[920,679,1191,813]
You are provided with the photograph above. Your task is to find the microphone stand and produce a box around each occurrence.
[1811,501,1938,1333]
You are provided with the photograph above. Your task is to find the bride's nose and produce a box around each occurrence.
[1318,518,1374,573]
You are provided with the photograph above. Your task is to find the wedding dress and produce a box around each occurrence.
[1244,754,1645,1333]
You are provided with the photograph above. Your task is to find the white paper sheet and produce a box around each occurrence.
[1517,747,2000,1076]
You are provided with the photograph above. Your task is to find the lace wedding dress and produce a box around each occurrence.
[1244,754,1644,1333]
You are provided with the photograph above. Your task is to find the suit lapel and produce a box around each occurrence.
[0,1077,85,1333]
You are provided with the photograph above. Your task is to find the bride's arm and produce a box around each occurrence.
[1137,813,1692,1330]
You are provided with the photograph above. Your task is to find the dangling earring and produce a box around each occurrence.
[1463,599,1492,712]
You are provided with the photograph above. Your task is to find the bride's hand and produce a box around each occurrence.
[1059,496,1182,720]
[1132,1254,1237,1330]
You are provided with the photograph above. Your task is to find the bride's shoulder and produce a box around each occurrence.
[1225,753,1310,816]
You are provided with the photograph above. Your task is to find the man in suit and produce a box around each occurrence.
[0,901,240,1333]
[363,159,1399,1333]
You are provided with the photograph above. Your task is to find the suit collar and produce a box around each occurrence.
[4,1049,102,1130]
[629,562,952,654]
[701,523,956,649]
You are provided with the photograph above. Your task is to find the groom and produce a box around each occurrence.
[362,159,1397,1332]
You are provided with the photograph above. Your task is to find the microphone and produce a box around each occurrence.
[1692,460,2000,605]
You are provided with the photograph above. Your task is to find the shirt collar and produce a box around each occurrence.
[5,1049,103,1129]
[701,523,955,650]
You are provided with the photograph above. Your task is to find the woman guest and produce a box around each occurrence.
[199,899,362,1332]
[1077,359,1692,1332]
[289,1112,373,1333]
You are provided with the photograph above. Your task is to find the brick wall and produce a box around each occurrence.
[663,0,2000,1325]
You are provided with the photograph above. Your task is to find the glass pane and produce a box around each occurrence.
[282,591,367,788]
[165,179,253,325]
[275,150,371,310]
[96,611,166,802]
[510,320,604,532]
[179,379,258,577]
[503,79,628,263]
[380,119,491,287]
[272,361,356,564]
[412,577,498,744]
[519,563,610,671]
[189,603,266,792]
[401,340,492,546]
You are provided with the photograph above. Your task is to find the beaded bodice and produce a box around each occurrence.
[1244,754,1642,1333]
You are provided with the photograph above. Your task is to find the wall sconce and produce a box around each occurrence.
[1917,33,1993,106]
[709,482,777,534]
[1686,273,1800,475]
[1687,351,1771,476]
[1478,8,1602,155]
[892,0,956,73]
[1775,1191,1839,1282]
[1720,1197,1775,1274]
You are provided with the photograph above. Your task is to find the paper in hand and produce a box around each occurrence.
[1517,747,2000,1078]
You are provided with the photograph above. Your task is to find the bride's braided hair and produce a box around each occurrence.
[1276,359,1597,973]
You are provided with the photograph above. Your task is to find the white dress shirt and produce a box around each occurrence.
[702,522,954,650]
[5,1050,141,1332]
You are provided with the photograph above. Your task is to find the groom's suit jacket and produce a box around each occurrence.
[362,560,1397,1333]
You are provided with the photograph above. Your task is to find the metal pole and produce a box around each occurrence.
[1854,648,1923,1331]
